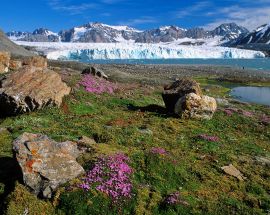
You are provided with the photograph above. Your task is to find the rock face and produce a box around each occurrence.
[13,133,85,198]
[162,79,217,119]
[22,56,47,69]
[0,66,71,116]
[0,52,10,73]
[162,78,202,113]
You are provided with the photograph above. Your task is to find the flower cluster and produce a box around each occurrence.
[79,153,133,201]
[260,114,270,125]
[198,134,220,142]
[241,110,254,117]
[223,108,254,118]
[223,108,235,116]
[80,74,117,94]
[150,147,167,155]
[164,192,189,206]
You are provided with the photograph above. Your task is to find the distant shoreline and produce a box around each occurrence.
[49,60,270,85]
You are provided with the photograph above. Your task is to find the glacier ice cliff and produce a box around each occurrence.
[16,42,265,60]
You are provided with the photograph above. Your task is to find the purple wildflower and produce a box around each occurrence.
[164,192,189,206]
[260,114,270,125]
[150,147,167,155]
[198,134,220,142]
[80,74,117,94]
[165,192,180,205]
[241,110,254,117]
[79,153,133,202]
[224,109,233,116]
[223,108,237,116]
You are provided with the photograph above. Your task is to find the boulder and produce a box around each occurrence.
[221,164,246,181]
[9,59,22,71]
[0,66,71,116]
[162,78,202,112]
[0,52,10,74]
[175,93,217,120]
[22,56,47,69]
[13,133,85,198]
[82,66,108,79]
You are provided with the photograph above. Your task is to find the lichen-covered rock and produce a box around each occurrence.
[0,66,71,116]
[0,51,10,73]
[22,56,47,69]
[13,133,85,198]
[162,78,202,112]
[221,164,246,181]
[175,93,217,120]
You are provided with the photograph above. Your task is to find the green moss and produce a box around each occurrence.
[5,183,55,215]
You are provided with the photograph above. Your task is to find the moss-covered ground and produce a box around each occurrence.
[0,73,269,215]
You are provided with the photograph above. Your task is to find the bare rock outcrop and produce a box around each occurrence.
[0,66,71,116]
[22,56,47,69]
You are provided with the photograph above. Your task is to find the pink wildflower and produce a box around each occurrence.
[150,147,167,155]
[241,110,253,117]
[80,153,133,202]
[164,192,189,206]
[198,134,220,142]
[80,74,117,94]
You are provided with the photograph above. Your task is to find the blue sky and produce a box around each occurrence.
[0,0,270,32]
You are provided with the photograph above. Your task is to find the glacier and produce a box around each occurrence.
[15,41,265,60]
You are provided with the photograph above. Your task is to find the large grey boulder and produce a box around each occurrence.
[13,133,85,198]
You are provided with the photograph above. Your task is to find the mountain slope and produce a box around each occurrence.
[210,23,249,41]
[234,23,270,45]
[0,30,33,57]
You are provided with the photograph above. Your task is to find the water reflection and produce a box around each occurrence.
[231,87,270,106]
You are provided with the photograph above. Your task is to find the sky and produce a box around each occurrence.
[0,0,270,32]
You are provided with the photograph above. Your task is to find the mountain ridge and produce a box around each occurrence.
[6,22,249,44]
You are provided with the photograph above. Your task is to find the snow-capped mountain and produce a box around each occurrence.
[232,23,270,45]
[6,31,30,41]
[9,28,60,42]
[6,22,249,45]
[59,22,141,43]
[210,23,249,41]
[135,26,187,43]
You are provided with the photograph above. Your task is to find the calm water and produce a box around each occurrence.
[82,58,270,70]
[231,87,270,106]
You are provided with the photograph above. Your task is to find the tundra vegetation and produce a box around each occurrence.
[0,62,269,215]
